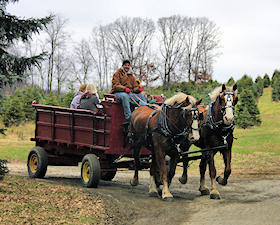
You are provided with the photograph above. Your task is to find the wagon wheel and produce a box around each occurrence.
[101,169,117,181]
[27,146,48,178]
[81,154,101,188]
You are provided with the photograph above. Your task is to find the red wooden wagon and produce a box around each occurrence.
[27,94,165,187]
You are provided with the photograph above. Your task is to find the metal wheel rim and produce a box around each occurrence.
[29,154,38,173]
[82,161,90,183]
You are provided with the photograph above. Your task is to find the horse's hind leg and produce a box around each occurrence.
[130,141,142,186]
[148,154,159,197]
[199,155,210,196]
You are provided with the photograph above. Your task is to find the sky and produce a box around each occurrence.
[6,0,280,83]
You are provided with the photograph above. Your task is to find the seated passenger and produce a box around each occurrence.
[110,60,147,122]
[70,84,87,109]
[78,84,99,112]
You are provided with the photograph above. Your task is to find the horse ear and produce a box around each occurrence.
[196,99,202,106]
[222,84,226,92]
[234,96,238,105]
[185,97,190,106]
[233,83,237,91]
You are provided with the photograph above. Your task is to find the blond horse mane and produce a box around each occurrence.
[164,92,196,106]
[209,85,238,102]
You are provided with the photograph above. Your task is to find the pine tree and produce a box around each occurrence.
[272,77,280,101]
[226,77,235,86]
[255,76,264,97]
[1,89,25,127]
[0,0,52,88]
[263,74,270,88]
[44,91,59,106]
[235,89,261,128]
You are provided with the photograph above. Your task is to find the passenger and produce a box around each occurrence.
[78,84,99,112]
[70,84,87,109]
[111,60,147,122]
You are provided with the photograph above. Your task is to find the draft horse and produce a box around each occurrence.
[179,84,238,199]
[129,93,202,201]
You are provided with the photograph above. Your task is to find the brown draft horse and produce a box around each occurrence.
[179,84,238,199]
[129,93,202,201]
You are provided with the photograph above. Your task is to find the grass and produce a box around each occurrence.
[233,87,280,155]
[0,175,106,224]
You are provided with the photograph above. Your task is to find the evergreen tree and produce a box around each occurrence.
[255,76,264,97]
[235,89,261,128]
[263,74,270,88]
[272,77,280,101]
[236,74,254,94]
[0,159,9,180]
[1,90,25,127]
[44,91,59,106]
[226,77,235,86]
[0,0,52,88]
[271,70,280,89]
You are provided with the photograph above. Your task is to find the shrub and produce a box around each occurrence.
[0,159,9,180]
[263,74,270,88]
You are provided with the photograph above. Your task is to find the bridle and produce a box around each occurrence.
[221,91,235,116]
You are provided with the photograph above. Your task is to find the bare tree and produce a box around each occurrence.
[89,25,112,90]
[70,39,93,85]
[105,17,155,82]
[157,15,187,86]
[183,17,221,82]
[43,15,69,92]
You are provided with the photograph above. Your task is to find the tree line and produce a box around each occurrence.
[3,14,221,92]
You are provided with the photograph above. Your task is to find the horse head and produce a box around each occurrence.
[167,93,202,142]
[211,84,238,126]
[181,97,202,142]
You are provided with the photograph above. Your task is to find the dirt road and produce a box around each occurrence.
[8,163,280,225]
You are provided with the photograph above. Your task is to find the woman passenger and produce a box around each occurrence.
[78,84,99,112]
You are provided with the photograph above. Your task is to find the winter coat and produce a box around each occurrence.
[78,93,98,112]
[110,67,141,94]
[70,91,83,109]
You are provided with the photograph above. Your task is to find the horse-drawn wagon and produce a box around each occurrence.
[27,94,164,188]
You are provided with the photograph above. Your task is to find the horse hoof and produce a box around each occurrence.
[149,192,159,198]
[210,193,221,200]
[179,176,187,184]
[162,197,173,202]
[200,189,210,196]
[130,179,138,186]
[216,176,227,186]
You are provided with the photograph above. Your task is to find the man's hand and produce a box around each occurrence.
[125,87,131,93]
[138,86,143,92]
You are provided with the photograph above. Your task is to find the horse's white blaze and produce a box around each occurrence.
[223,95,234,125]
[191,111,200,141]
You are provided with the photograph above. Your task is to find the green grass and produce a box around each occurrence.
[233,87,280,155]
[0,123,35,161]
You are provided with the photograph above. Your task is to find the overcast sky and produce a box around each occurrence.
[7,0,280,83]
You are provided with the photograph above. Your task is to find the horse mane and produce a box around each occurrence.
[164,92,196,106]
[209,85,238,102]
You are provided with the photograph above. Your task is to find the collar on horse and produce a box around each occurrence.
[154,103,198,143]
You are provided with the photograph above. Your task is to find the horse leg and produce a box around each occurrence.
[208,153,221,199]
[217,148,232,186]
[179,156,189,184]
[199,156,210,195]
[178,142,191,184]
[167,150,179,186]
[148,154,159,197]
[155,145,173,201]
[130,141,141,186]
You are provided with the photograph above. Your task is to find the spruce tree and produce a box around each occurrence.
[235,89,261,128]
[226,77,235,86]
[0,0,52,88]
[272,77,280,101]
[263,74,270,88]
[255,76,264,97]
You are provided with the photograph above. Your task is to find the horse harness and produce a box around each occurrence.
[144,103,199,149]
[204,91,236,146]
